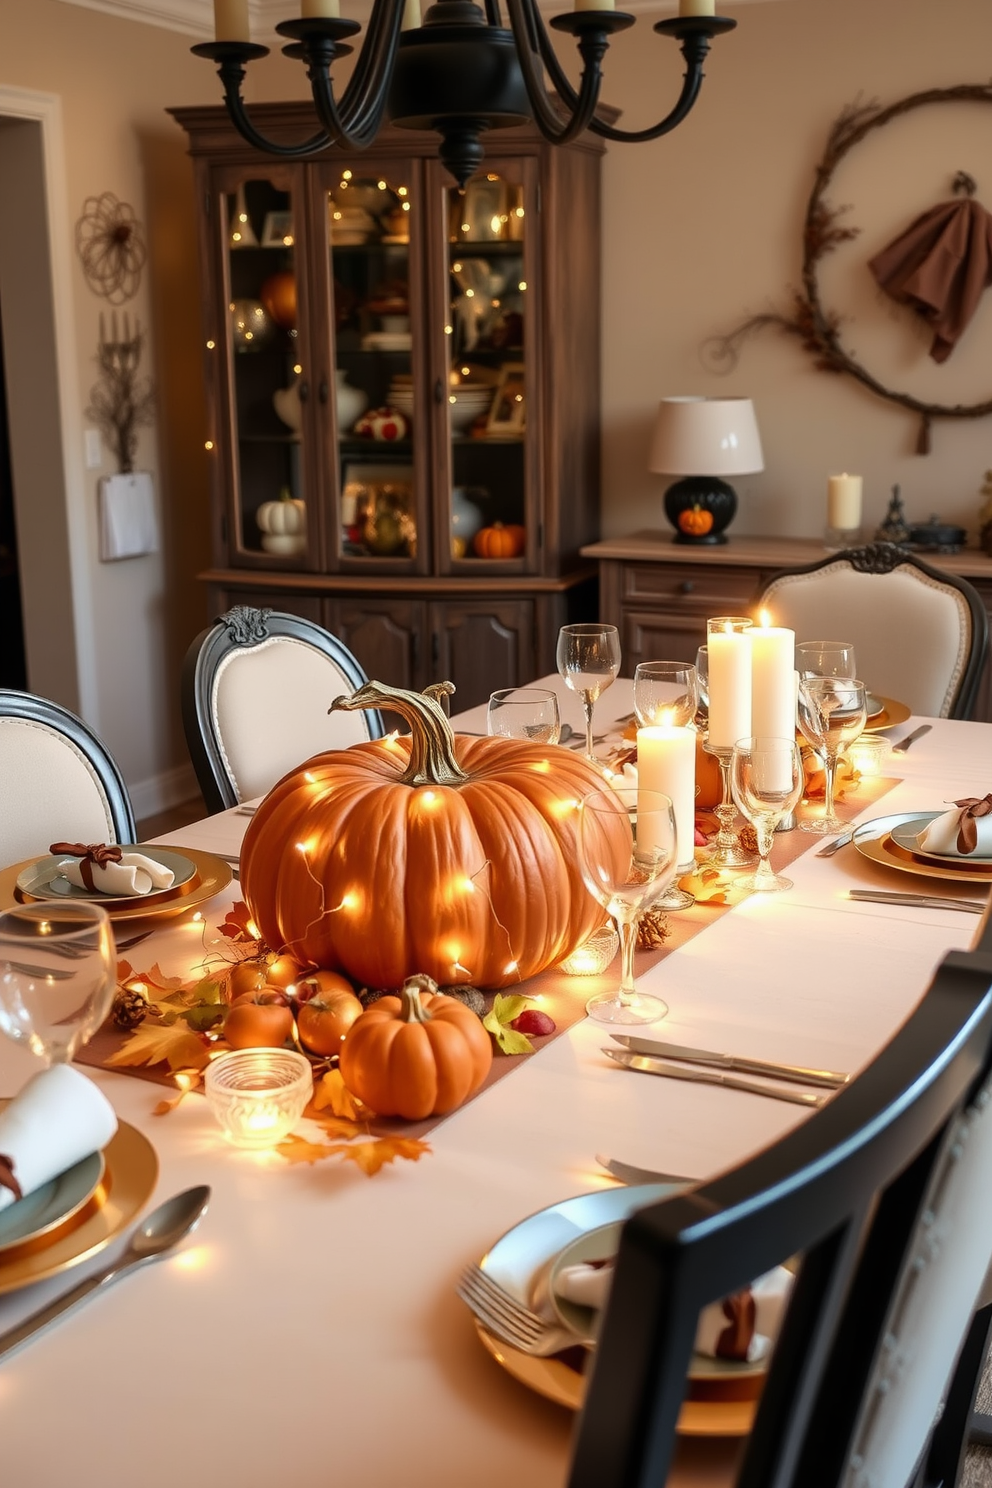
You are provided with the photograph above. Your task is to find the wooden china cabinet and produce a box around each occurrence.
[170,103,603,710]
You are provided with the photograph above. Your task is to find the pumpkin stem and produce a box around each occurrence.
[329,681,470,786]
[399,974,439,1023]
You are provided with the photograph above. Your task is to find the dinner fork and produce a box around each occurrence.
[456,1265,576,1356]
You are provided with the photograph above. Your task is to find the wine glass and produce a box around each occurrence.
[730,736,804,893]
[797,678,868,834]
[575,786,677,1025]
[0,902,117,1065]
[694,645,709,725]
[796,641,857,681]
[487,687,561,744]
[632,661,697,729]
[556,624,621,761]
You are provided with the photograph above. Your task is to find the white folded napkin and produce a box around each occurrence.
[917,794,992,858]
[0,1065,118,1211]
[54,849,175,897]
[555,1260,793,1362]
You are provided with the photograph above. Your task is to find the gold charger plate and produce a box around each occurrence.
[1,846,233,926]
[864,696,911,733]
[853,812,992,886]
[0,1117,158,1294]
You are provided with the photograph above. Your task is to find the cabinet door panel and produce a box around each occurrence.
[327,598,426,694]
[622,610,705,671]
[433,600,536,709]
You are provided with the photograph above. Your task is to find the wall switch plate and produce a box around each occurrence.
[84,428,102,469]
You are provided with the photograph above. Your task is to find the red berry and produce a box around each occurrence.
[510,1009,556,1037]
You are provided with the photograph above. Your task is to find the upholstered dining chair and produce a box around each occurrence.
[757,542,989,719]
[0,689,136,869]
[182,606,385,814]
[570,904,992,1488]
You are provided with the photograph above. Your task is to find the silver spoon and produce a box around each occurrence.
[0,1184,211,1362]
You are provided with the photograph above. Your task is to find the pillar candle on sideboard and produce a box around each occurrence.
[637,723,696,869]
[706,618,753,751]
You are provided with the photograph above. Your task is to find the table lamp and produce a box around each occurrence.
[649,396,764,545]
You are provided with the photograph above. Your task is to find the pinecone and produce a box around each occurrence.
[738,823,759,856]
[439,985,487,1016]
[112,985,149,1031]
[637,907,671,950]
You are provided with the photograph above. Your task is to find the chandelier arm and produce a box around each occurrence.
[504,0,612,145]
[586,21,733,143]
[328,0,406,142]
[191,45,332,157]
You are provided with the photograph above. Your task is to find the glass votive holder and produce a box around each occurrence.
[846,735,891,779]
[205,1049,313,1149]
[559,924,620,976]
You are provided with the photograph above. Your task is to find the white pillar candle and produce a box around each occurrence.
[302,0,340,14]
[707,624,752,751]
[751,616,796,742]
[401,0,421,27]
[680,0,716,13]
[827,473,862,531]
[637,723,696,868]
[214,0,250,40]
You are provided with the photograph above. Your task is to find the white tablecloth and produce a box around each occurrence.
[0,683,987,1488]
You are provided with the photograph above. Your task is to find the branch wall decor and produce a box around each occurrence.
[708,84,992,454]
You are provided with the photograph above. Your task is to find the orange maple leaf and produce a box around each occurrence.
[275,1133,341,1165]
[310,1068,364,1121]
[219,901,260,944]
[324,1137,431,1175]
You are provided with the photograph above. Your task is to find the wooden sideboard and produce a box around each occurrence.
[580,532,992,722]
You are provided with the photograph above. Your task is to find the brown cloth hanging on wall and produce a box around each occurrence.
[868,196,992,363]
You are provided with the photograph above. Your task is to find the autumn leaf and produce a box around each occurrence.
[182,1001,226,1033]
[276,1133,341,1166]
[219,901,260,943]
[484,994,535,1055]
[152,1070,203,1115]
[324,1137,431,1175]
[106,1021,211,1073]
[311,1068,363,1120]
[678,866,748,907]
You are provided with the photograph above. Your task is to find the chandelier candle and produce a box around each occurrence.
[213,0,250,40]
[680,0,716,12]
[637,721,696,870]
[302,0,340,15]
[706,617,753,751]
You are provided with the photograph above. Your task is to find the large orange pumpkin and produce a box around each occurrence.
[339,974,492,1118]
[239,680,622,990]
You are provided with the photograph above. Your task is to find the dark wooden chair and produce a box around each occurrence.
[0,689,136,868]
[756,542,989,719]
[182,606,385,814]
[569,903,992,1488]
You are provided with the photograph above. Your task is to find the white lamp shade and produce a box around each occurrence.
[649,396,764,477]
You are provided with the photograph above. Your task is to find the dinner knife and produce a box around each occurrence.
[892,724,932,754]
[847,889,986,914]
[610,1035,849,1089]
[602,1048,827,1107]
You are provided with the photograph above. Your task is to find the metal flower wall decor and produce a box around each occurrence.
[75,192,147,305]
[708,84,992,454]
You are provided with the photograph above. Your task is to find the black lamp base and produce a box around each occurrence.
[664,475,738,545]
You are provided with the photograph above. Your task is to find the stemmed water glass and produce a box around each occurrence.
[797,678,868,834]
[0,901,117,1065]
[730,736,804,893]
[694,645,709,725]
[796,641,857,682]
[632,661,697,729]
[556,624,621,761]
[487,687,561,744]
[575,786,677,1025]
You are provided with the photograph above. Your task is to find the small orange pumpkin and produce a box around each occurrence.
[296,977,364,1055]
[678,505,714,538]
[259,270,297,330]
[338,975,493,1119]
[473,522,526,558]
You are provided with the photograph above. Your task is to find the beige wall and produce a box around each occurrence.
[602,0,992,540]
[1,0,990,803]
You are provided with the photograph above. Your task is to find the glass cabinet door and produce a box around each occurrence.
[440,160,537,573]
[220,169,313,565]
[319,161,426,571]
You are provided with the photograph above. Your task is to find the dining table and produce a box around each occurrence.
[0,676,989,1488]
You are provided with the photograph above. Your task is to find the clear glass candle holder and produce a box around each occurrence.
[846,734,891,779]
[205,1049,313,1149]
[558,924,620,976]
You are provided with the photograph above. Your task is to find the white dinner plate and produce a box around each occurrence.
[889,814,992,869]
[472,1183,764,1435]
[16,846,197,907]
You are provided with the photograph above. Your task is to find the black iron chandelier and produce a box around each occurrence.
[194,0,736,186]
